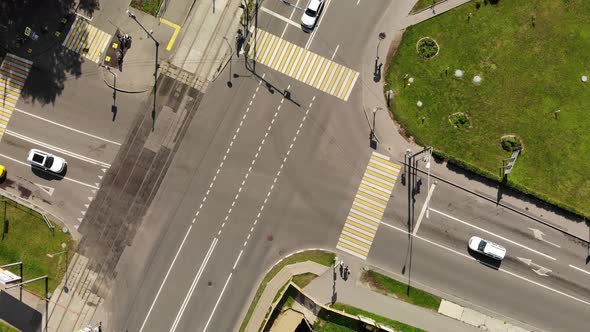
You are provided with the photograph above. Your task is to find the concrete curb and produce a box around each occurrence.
[99,65,152,94]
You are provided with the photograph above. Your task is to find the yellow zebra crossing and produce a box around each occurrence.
[336,152,401,260]
[248,29,359,101]
[62,16,112,63]
[0,53,32,141]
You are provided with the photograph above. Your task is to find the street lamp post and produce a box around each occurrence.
[47,242,69,293]
[126,10,160,131]
[222,37,233,87]
[239,1,249,69]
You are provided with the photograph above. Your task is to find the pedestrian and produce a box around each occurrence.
[339,263,344,278]
[344,266,349,281]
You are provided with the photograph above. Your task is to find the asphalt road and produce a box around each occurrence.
[371,176,590,331]
[109,1,590,332]
[0,59,146,231]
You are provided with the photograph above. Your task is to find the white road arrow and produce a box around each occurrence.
[528,228,561,248]
[34,183,55,196]
[517,257,553,276]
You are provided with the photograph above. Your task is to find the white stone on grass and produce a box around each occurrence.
[417,101,423,107]
[473,75,482,85]
[582,75,588,83]
[454,69,464,78]
[409,77,415,83]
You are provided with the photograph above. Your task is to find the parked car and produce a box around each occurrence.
[301,0,325,30]
[468,236,506,260]
[27,149,66,174]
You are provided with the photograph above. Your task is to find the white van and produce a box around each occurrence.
[468,236,506,260]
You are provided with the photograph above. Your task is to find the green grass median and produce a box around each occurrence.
[129,0,162,16]
[0,320,20,332]
[386,0,590,217]
[0,198,73,297]
[362,270,441,311]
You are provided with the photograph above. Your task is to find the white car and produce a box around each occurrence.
[468,236,506,260]
[301,0,324,30]
[27,149,66,174]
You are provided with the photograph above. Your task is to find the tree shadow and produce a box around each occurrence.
[0,0,83,105]
[77,0,100,17]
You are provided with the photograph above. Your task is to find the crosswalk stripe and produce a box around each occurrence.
[64,18,82,47]
[372,155,402,170]
[337,244,367,259]
[0,111,11,119]
[365,169,396,185]
[295,52,311,81]
[354,197,385,213]
[364,173,396,190]
[348,210,380,227]
[6,53,33,66]
[0,53,32,141]
[287,47,303,77]
[72,21,89,52]
[355,194,386,209]
[356,189,388,205]
[259,33,275,63]
[319,61,336,91]
[329,64,346,95]
[267,37,283,67]
[360,182,390,198]
[367,165,397,179]
[363,176,393,192]
[0,67,27,81]
[343,71,359,101]
[347,215,379,232]
[302,53,318,84]
[341,232,372,246]
[272,40,288,70]
[81,25,97,54]
[85,26,99,55]
[3,62,29,77]
[88,30,104,61]
[0,76,25,88]
[309,57,325,86]
[336,68,352,99]
[343,225,375,239]
[262,34,278,64]
[352,203,383,219]
[278,43,295,73]
[0,85,21,98]
[96,33,111,63]
[339,237,371,250]
[368,161,400,177]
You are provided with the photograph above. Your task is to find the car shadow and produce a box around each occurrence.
[31,164,67,180]
[467,248,502,270]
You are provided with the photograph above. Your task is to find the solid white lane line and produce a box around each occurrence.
[569,264,590,276]
[331,44,340,60]
[202,273,233,332]
[380,221,590,307]
[14,108,121,146]
[261,6,300,28]
[0,152,99,189]
[413,183,437,236]
[170,237,218,332]
[139,225,195,332]
[305,0,332,49]
[429,208,556,261]
[6,130,111,168]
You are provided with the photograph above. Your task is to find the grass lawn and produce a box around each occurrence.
[362,270,441,311]
[0,321,19,332]
[411,0,444,14]
[386,0,590,217]
[238,250,335,332]
[331,304,427,332]
[0,198,73,297]
[291,272,318,288]
[129,0,162,16]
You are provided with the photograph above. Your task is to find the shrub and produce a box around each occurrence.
[416,37,439,59]
[501,136,522,152]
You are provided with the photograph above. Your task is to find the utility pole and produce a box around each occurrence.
[126,10,160,131]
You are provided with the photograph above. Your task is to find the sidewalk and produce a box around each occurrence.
[360,0,590,242]
[248,252,532,332]
[304,256,482,332]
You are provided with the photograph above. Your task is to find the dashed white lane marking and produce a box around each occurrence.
[331,44,340,60]
[140,75,267,332]
[570,264,590,276]
[201,94,319,332]
[429,208,556,261]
